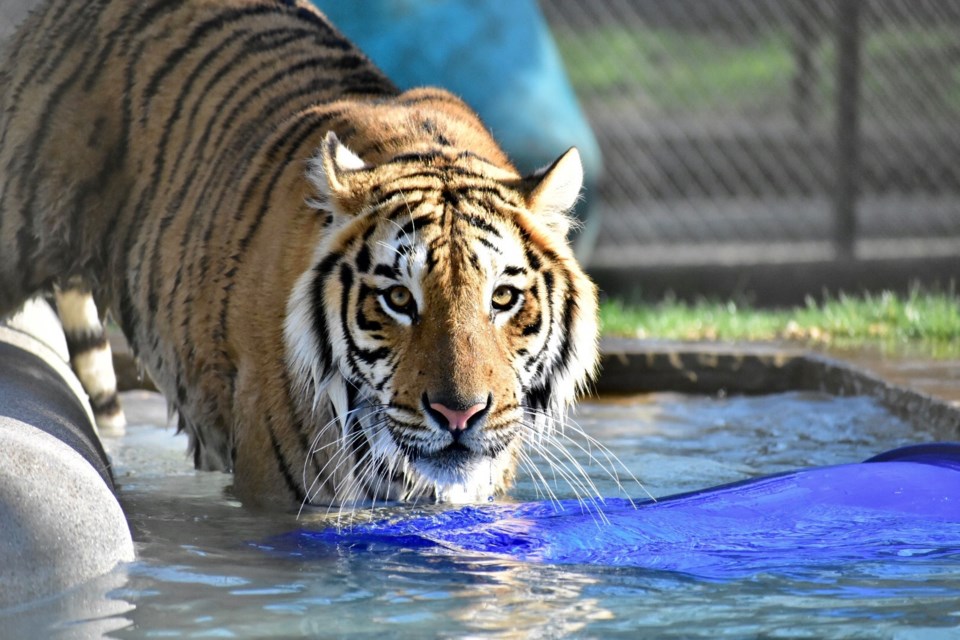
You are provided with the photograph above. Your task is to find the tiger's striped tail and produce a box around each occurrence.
[54,285,126,437]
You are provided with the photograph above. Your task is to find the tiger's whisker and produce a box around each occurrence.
[525,407,651,504]
[516,450,562,509]
[519,423,611,522]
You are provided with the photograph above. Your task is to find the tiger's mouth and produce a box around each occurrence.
[407,441,482,479]
[418,441,475,467]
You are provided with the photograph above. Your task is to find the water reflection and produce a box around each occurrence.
[4,569,133,639]
[3,389,952,638]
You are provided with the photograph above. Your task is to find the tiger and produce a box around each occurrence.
[0,0,599,508]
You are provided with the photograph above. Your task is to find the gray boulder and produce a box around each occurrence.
[0,299,134,609]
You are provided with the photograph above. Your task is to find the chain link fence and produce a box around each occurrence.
[541,0,960,270]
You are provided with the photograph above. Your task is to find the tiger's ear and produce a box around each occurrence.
[307,131,371,214]
[523,147,583,237]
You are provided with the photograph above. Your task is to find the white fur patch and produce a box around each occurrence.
[55,288,100,332]
[72,346,118,398]
[95,410,126,438]
[530,147,583,216]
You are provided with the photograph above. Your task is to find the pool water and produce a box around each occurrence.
[8,390,960,638]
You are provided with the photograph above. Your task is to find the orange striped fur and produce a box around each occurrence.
[0,0,598,508]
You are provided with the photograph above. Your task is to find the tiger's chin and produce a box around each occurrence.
[407,444,511,505]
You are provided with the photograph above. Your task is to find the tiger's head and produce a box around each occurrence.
[285,122,598,506]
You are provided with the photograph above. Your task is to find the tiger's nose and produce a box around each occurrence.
[423,393,492,437]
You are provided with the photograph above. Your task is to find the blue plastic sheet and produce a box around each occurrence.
[312,0,601,179]
[269,444,960,579]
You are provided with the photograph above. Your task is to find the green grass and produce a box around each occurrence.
[555,27,793,110]
[555,24,960,114]
[600,289,960,357]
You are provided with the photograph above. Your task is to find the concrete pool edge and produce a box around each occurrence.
[110,333,960,437]
[0,300,135,610]
[597,337,960,440]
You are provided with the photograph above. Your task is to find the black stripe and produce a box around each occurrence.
[166,31,329,217]
[337,69,392,93]
[553,278,579,380]
[521,312,543,337]
[187,74,354,291]
[234,102,340,245]
[280,365,322,482]
[1,3,100,272]
[453,184,519,208]
[525,271,556,372]
[355,283,382,331]
[396,90,465,108]
[525,246,543,271]
[124,1,192,54]
[388,150,445,165]
[91,393,122,417]
[1,0,95,144]
[225,77,339,222]
[453,210,502,238]
[355,224,377,273]
[64,330,108,357]
[111,18,165,349]
[166,28,336,336]
[476,236,501,253]
[310,252,341,377]
[396,215,435,239]
[339,265,390,375]
[145,34,302,314]
[168,27,319,186]
[188,108,336,317]
[425,245,440,274]
[355,244,371,273]
[199,109,332,357]
[142,8,253,112]
[143,26,263,321]
[11,24,101,289]
[525,379,553,413]
[268,420,307,504]
[81,0,150,91]
[468,251,481,272]
[373,263,399,279]
[141,4,343,115]
[37,1,100,84]
[206,56,342,160]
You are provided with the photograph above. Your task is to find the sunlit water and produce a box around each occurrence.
[7,390,960,638]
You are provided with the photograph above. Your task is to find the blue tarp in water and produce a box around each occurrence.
[312,0,601,179]
[268,444,960,579]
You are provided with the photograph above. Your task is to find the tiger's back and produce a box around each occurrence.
[0,0,599,507]
[1,0,392,455]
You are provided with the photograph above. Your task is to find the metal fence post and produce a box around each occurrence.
[834,0,862,259]
[791,1,819,130]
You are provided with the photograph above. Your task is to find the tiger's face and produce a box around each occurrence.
[286,132,598,505]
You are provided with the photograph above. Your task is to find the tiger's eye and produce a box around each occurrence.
[491,285,519,311]
[384,285,415,315]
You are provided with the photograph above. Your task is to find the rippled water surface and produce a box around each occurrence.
[9,390,960,638]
